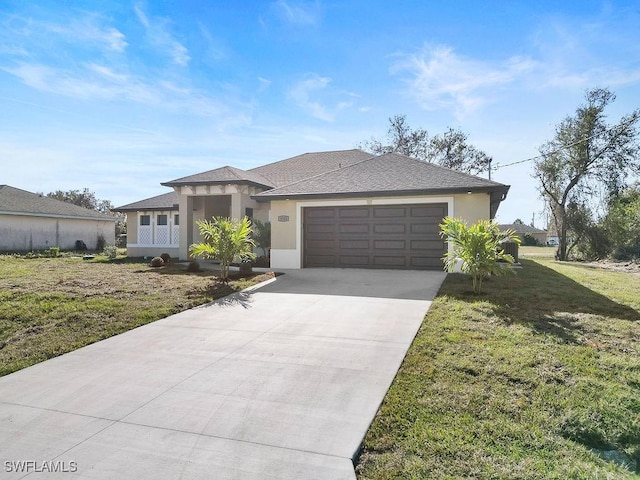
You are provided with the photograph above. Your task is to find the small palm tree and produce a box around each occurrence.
[189,216,256,282]
[439,217,520,294]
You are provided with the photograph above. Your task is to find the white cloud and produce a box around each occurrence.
[391,44,536,118]
[289,74,354,122]
[271,0,321,26]
[134,4,190,66]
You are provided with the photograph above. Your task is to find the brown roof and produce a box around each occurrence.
[250,149,372,187]
[499,223,547,235]
[253,153,509,199]
[161,166,273,189]
[114,191,179,212]
[0,185,116,221]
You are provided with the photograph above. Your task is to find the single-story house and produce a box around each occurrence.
[0,185,116,252]
[115,149,510,270]
[499,223,548,245]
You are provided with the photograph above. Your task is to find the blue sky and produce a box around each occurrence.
[1,0,639,226]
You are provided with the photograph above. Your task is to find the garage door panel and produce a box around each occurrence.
[373,224,406,234]
[373,240,406,250]
[373,207,407,217]
[304,203,448,270]
[339,240,369,249]
[410,206,448,217]
[339,255,369,266]
[339,207,370,218]
[373,256,407,267]
[305,208,336,219]
[339,224,369,234]
[410,240,446,250]
[410,223,442,235]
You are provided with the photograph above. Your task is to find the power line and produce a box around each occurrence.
[493,113,639,171]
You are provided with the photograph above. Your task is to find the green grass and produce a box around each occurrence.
[519,245,557,258]
[0,256,273,376]
[356,259,640,479]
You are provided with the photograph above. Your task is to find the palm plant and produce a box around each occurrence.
[439,217,520,294]
[189,216,256,282]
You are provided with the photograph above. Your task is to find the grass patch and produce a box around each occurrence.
[356,258,640,479]
[0,256,274,376]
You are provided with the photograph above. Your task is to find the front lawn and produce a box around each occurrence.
[357,258,640,479]
[0,256,273,376]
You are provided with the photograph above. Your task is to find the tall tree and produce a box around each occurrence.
[534,88,640,261]
[359,114,491,174]
[47,188,114,214]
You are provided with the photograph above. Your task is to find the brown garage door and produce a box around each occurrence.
[303,203,448,270]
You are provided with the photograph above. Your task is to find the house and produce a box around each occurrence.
[0,185,116,252]
[499,223,548,245]
[115,149,510,270]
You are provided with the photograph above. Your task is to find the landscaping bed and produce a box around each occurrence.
[356,258,640,479]
[0,255,274,376]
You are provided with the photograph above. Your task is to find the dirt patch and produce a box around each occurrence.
[580,259,640,274]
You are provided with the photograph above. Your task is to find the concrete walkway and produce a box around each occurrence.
[0,269,445,479]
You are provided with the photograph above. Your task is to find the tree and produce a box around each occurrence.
[439,217,520,294]
[251,219,271,257]
[189,216,256,282]
[47,188,114,214]
[359,114,491,174]
[534,88,640,261]
[603,183,640,259]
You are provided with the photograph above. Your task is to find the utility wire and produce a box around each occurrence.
[493,113,639,171]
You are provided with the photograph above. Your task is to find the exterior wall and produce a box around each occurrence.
[452,193,491,224]
[269,193,491,269]
[126,209,179,258]
[0,214,115,251]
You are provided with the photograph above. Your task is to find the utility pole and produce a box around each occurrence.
[488,157,492,180]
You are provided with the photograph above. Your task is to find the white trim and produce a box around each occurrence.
[287,197,454,270]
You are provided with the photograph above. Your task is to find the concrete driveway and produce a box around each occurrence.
[0,268,445,479]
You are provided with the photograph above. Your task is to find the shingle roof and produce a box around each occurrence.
[161,166,274,189]
[114,191,179,212]
[253,153,509,199]
[250,149,372,187]
[499,223,547,235]
[0,185,116,221]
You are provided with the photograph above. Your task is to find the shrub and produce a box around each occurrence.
[189,216,256,282]
[149,256,164,268]
[439,217,520,294]
[96,234,106,252]
[44,247,60,258]
[103,245,118,259]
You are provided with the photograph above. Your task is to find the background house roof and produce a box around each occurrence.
[499,223,547,235]
[250,149,372,187]
[161,166,273,189]
[253,153,510,199]
[114,191,179,212]
[0,185,116,221]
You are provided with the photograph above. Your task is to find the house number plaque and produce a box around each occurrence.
[277,215,289,222]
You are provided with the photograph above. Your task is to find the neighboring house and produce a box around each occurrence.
[0,185,116,251]
[115,149,510,270]
[499,223,548,245]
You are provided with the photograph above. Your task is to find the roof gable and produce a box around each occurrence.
[0,185,116,221]
[161,166,273,189]
[253,153,509,199]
